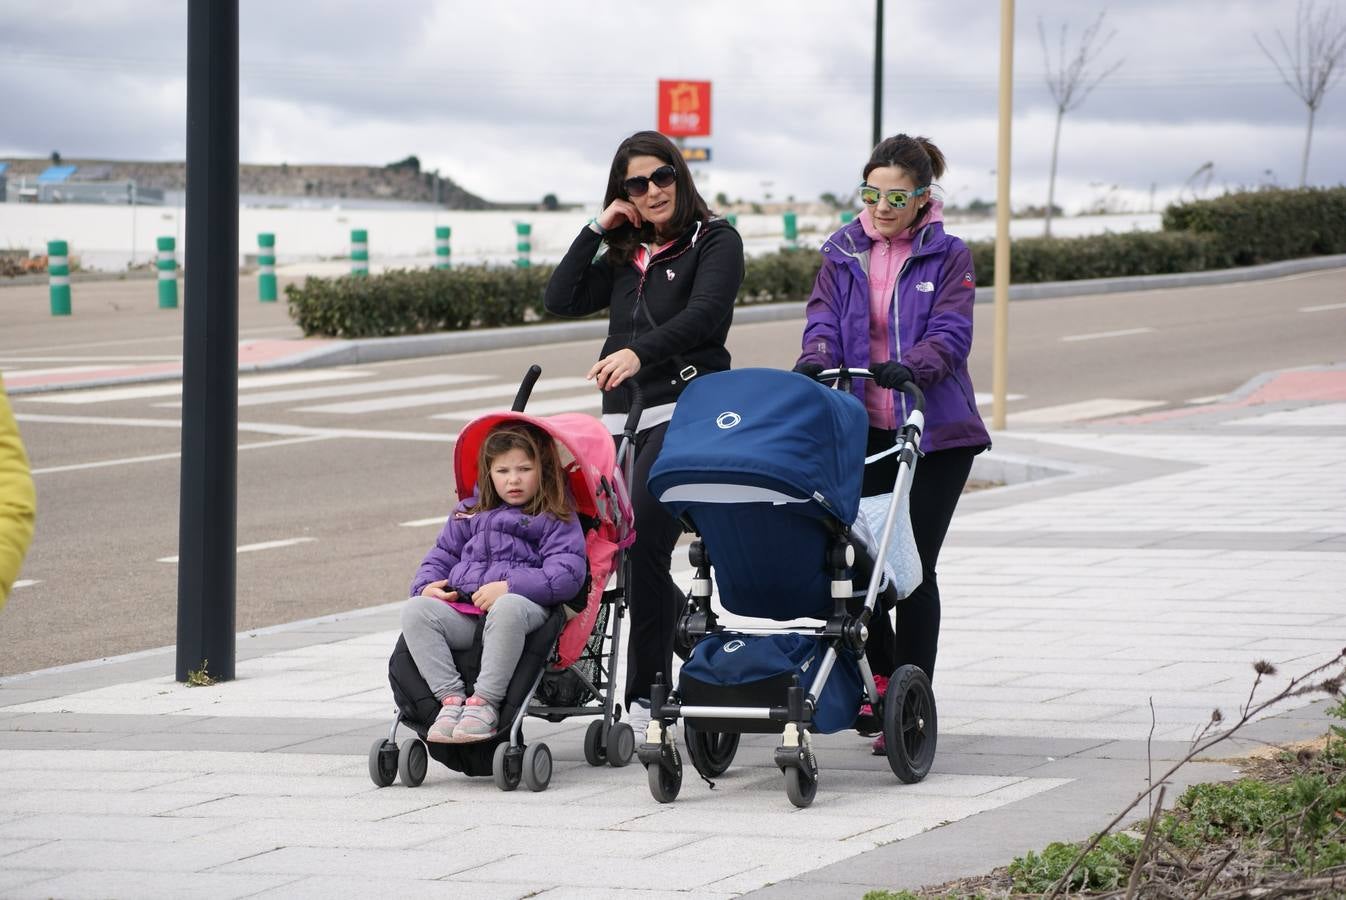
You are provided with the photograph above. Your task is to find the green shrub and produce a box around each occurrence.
[1162,186,1346,266]
[285,265,555,338]
[1007,833,1141,893]
[967,230,1222,286]
[740,245,822,305]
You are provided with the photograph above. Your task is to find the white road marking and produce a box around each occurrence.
[159,372,492,408]
[973,392,1026,405]
[158,536,317,564]
[298,376,592,415]
[14,413,455,443]
[1187,394,1226,405]
[12,579,39,589]
[16,413,182,428]
[1011,398,1165,424]
[430,391,603,421]
[0,355,182,363]
[399,515,450,528]
[29,435,334,475]
[1299,301,1346,313]
[0,365,112,378]
[21,369,371,404]
[1060,327,1155,343]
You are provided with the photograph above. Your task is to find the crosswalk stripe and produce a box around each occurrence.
[156,372,492,409]
[158,536,318,564]
[21,369,371,404]
[298,377,592,415]
[12,579,39,589]
[1011,398,1164,424]
[430,391,603,421]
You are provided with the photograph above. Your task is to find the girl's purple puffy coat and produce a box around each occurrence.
[798,217,990,453]
[410,497,587,612]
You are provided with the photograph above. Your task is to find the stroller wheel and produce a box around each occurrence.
[492,742,522,792]
[606,722,635,768]
[685,723,740,778]
[646,759,682,803]
[883,664,938,783]
[583,720,607,767]
[521,742,553,792]
[368,738,398,788]
[784,765,818,809]
[397,737,428,788]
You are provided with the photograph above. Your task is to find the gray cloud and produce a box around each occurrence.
[1,0,1341,213]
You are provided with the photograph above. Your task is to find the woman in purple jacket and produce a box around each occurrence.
[402,423,586,744]
[794,134,990,753]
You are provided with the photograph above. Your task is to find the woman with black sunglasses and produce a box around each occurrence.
[545,130,744,736]
[792,134,989,755]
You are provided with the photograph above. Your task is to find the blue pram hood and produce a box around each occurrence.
[649,369,870,621]
[648,368,869,524]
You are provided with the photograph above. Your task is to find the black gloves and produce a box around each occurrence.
[871,360,914,390]
[792,361,824,380]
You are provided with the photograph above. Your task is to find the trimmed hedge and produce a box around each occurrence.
[286,187,1345,337]
[286,265,555,338]
[1162,186,1346,265]
[966,230,1223,286]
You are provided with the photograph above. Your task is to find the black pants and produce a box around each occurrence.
[862,427,978,683]
[620,421,684,708]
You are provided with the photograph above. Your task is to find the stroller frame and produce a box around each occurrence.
[638,369,936,808]
[369,367,643,792]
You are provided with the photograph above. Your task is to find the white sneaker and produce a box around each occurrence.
[626,699,653,743]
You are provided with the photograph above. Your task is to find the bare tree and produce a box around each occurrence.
[1038,11,1123,237]
[1256,0,1346,187]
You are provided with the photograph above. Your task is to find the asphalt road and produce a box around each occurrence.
[1,267,1343,675]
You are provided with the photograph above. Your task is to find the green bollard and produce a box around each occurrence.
[435,225,451,270]
[47,239,71,316]
[156,236,179,309]
[258,233,277,301]
[350,228,368,276]
[515,222,531,268]
[783,211,798,243]
[725,213,738,228]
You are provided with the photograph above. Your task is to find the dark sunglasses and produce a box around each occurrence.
[858,183,929,209]
[623,164,677,198]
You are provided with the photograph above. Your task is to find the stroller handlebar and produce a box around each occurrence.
[621,380,644,437]
[818,366,925,415]
[511,364,544,413]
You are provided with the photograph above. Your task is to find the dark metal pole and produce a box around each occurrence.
[177,0,239,683]
[872,0,884,149]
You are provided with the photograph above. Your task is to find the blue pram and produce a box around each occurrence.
[637,367,936,808]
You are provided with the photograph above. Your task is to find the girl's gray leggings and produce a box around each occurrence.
[401,593,551,706]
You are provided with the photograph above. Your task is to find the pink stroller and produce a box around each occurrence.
[370,367,639,792]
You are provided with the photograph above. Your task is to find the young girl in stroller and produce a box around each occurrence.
[401,422,587,744]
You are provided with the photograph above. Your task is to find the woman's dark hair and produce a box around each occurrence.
[601,130,711,265]
[472,422,572,520]
[863,134,947,228]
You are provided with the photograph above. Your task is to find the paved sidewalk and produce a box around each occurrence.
[0,367,1343,898]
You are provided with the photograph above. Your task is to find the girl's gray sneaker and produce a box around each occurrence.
[426,695,465,743]
[453,696,499,742]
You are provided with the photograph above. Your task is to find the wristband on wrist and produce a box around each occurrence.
[588,218,607,235]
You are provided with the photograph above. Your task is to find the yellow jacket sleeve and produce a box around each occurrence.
[0,376,36,606]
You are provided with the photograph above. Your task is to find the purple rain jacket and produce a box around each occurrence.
[796,217,991,453]
[409,496,587,614]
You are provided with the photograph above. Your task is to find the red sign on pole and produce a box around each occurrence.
[658,80,712,137]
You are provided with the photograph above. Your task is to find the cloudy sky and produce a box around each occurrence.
[2,0,1343,215]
